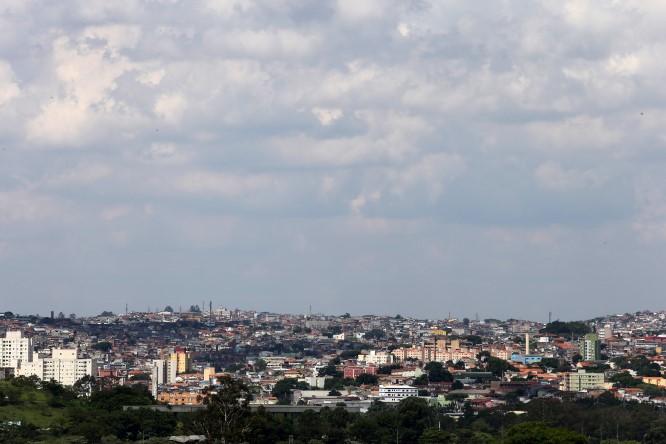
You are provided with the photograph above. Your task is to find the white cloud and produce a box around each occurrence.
[175,171,280,198]
[154,93,187,124]
[0,191,66,223]
[633,188,666,243]
[25,32,137,147]
[136,67,166,86]
[0,60,20,106]
[311,107,343,126]
[390,153,467,203]
[396,23,410,37]
[101,205,132,223]
[526,115,622,151]
[4,0,666,318]
[82,25,141,52]
[46,162,113,187]
[140,143,190,165]
[350,191,381,216]
[534,162,605,191]
[483,226,567,248]
[336,0,386,22]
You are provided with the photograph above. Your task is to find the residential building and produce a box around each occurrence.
[379,385,418,402]
[344,365,377,379]
[358,350,394,365]
[157,389,205,405]
[560,370,605,392]
[580,333,601,361]
[1,330,33,369]
[17,348,96,386]
[168,348,191,374]
[152,359,166,398]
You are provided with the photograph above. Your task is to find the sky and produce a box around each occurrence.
[1,1,666,321]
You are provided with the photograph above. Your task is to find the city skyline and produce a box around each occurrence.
[2,2,666,320]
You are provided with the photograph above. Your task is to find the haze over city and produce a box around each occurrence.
[2,1,666,320]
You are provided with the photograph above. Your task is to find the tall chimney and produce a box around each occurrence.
[525,333,530,355]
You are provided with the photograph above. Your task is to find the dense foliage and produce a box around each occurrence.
[7,374,666,443]
[542,321,591,336]
[0,377,176,443]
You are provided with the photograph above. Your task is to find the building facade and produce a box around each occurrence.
[580,333,601,361]
[17,348,96,386]
[1,330,33,369]
[379,385,418,402]
[560,370,605,392]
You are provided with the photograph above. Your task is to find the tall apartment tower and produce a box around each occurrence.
[1,331,33,369]
[165,347,191,374]
[579,333,601,361]
[151,359,166,399]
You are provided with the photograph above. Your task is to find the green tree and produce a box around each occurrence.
[542,321,591,336]
[364,329,386,340]
[503,421,587,444]
[610,371,643,388]
[464,335,482,345]
[420,428,453,443]
[92,341,113,352]
[318,364,342,377]
[272,378,309,404]
[538,357,561,370]
[254,359,267,372]
[484,357,516,377]
[398,397,433,444]
[356,373,379,385]
[191,376,254,443]
[424,362,453,382]
[296,409,324,442]
[89,385,154,411]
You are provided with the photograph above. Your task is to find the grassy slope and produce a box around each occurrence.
[0,384,68,428]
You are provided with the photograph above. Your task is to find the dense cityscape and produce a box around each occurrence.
[2,306,666,442]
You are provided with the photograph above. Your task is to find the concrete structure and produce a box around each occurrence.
[580,333,601,361]
[168,348,191,374]
[344,365,378,379]
[1,331,33,369]
[560,370,605,392]
[510,353,543,365]
[358,350,395,365]
[17,348,96,386]
[152,359,166,398]
[379,384,418,402]
[597,324,613,342]
[158,389,205,405]
[302,376,328,389]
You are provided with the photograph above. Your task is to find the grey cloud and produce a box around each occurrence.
[1,1,666,319]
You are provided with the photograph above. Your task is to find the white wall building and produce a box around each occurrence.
[17,348,96,386]
[1,331,33,369]
[152,359,166,399]
[379,385,418,403]
[358,350,394,365]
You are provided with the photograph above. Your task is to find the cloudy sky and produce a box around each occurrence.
[2,0,666,321]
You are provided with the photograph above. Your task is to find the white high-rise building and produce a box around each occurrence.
[17,348,96,386]
[152,359,166,398]
[1,331,33,369]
